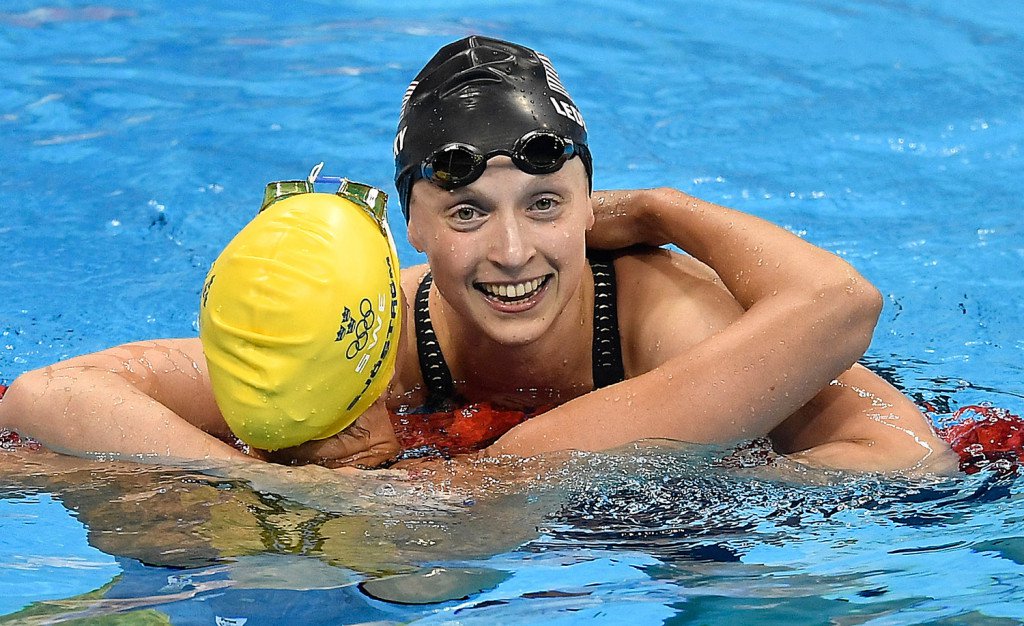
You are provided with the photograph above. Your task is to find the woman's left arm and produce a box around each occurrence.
[487,187,880,453]
[585,189,953,471]
[484,188,952,472]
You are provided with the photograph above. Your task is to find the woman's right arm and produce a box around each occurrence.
[0,337,401,467]
[0,338,252,462]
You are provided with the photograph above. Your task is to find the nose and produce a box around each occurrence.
[487,208,534,270]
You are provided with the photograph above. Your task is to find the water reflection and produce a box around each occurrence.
[2,437,1022,623]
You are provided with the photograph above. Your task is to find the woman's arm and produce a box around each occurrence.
[770,364,956,472]
[582,189,953,472]
[0,338,399,466]
[0,338,250,462]
[588,187,881,320]
[486,187,883,456]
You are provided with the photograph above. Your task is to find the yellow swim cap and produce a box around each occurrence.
[199,188,401,451]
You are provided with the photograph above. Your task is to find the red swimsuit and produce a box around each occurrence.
[935,404,1024,474]
[391,402,538,456]
[0,384,41,449]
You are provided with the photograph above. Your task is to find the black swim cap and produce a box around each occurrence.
[394,36,592,220]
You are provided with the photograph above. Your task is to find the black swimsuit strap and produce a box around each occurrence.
[588,251,626,389]
[414,271,455,409]
[414,255,625,404]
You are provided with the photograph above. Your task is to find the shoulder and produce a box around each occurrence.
[610,247,743,374]
[54,337,206,371]
[399,263,430,305]
[390,264,431,404]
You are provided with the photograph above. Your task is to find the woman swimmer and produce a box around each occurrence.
[0,36,956,473]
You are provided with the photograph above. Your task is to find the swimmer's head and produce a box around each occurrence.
[393,36,592,220]
[200,179,402,451]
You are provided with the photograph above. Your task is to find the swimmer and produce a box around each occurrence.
[0,176,405,467]
[0,36,957,473]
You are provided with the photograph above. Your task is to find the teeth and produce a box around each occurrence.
[481,277,544,299]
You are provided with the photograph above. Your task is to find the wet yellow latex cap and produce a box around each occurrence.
[199,192,401,450]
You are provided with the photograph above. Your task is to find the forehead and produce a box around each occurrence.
[409,156,588,213]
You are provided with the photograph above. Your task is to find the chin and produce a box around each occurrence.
[476,314,553,348]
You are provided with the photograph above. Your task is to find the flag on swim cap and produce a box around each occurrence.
[393,35,592,219]
[199,191,402,451]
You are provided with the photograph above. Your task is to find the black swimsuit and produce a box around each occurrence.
[413,252,625,409]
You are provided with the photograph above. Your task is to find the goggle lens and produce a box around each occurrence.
[423,144,485,188]
[260,163,388,227]
[515,132,574,174]
[419,131,577,191]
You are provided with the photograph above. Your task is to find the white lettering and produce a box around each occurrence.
[551,97,567,118]
[368,313,382,350]
[549,97,586,130]
[394,126,407,157]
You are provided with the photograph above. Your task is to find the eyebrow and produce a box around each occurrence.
[420,167,578,211]
[448,186,566,212]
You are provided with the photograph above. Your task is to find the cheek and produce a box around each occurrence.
[538,223,587,279]
[409,212,453,259]
[552,205,591,256]
[552,229,586,260]
[425,250,481,310]
[423,236,476,290]
[550,204,592,281]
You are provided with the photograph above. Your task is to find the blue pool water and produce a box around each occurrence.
[1,1,1023,623]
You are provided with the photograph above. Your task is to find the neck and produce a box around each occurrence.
[432,267,594,403]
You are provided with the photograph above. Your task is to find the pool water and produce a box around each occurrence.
[2,0,1023,623]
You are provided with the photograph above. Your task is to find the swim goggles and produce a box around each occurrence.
[416,130,580,190]
[260,162,388,226]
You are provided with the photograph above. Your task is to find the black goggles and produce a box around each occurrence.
[417,130,579,190]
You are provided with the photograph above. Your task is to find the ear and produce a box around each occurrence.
[407,214,425,252]
[404,181,430,253]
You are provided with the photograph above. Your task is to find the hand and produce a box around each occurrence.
[264,398,400,469]
[586,189,672,250]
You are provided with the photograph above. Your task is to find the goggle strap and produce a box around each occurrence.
[307,161,326,184]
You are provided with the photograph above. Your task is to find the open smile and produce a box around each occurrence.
[474,275,552,307]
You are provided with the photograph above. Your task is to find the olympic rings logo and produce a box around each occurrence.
[337,298,379,361]
[346,299,377,360]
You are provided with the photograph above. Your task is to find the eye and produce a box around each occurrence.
[444,204,486,230]
[455,206,478,221]
[528,195,563,218]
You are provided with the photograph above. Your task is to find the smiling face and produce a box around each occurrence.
[407,156,594,348]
